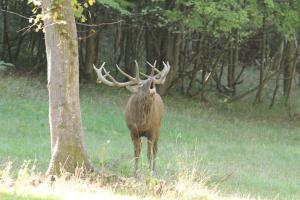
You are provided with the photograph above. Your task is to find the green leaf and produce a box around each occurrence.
[96,0,131,15]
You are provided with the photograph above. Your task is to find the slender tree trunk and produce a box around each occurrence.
[227,39,235,93]
[84,27,99,80]
[187,36,203,95]
[84,6,100,81]
[42,0,93,175]
[145,28,159,65]
[200,51,223,101]
[232,32,239,94]
[158,33,181,95]
[122,24,142,78]
[226,34,239,96]
[269,40,284,108]
[215,57,225,92]
[283,40,296,97]
[254,17,267,104]
[114,22,123,66]
[284,39,300,106]
[1,0,13,61]
[13,34,25,61]
[145,27,163,74]
[179,37,188,95]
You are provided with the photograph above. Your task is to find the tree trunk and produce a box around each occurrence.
[123,25,142,78]
[84,27,98,80]
[42,0,93,175]
[158,33,181,95]
[186,36,203,95]
[283,40,296,97]
[227,40,235,92]
[84,5,100,81]
[284,39,300,106]
[269,40,284,108]
[145,27,161,73]
[1,0,13,61]
[254,18,267,104]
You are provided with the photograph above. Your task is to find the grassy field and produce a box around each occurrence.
[0,72,300,199]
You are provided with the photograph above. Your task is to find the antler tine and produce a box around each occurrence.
[134,60,140,81]
[93,62,106,83]
[93,63,114,86]
[161,61,171,78]
[140,72,152,79]
[146,61,161,74]
[152,61,171,84]
[115,64,135,81]
[150,60,157,76]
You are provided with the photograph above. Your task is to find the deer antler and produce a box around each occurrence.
[93,62,140,87]
[94,60,170,87]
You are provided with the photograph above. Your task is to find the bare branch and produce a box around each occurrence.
[0,8,30,19]
[76,20,124,27]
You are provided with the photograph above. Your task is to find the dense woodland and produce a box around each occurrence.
[1,0,300,105]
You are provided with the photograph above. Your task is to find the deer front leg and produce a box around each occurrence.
[152,140,158,173]
[132,135,141,177]
[147,138,158,175]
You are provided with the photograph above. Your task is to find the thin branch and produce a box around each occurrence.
[76,20,124,27]
[0,8,30,19]
[78,30,98,40]
[17,24,35,35]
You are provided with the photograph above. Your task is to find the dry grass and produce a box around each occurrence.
[0,161,263,200]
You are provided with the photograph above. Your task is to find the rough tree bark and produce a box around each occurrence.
[84,5,100,81]
[42,0,93,175]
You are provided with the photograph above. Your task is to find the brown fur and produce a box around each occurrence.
[125,83,164,176]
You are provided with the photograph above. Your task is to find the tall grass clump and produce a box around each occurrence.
[0,160,263,200]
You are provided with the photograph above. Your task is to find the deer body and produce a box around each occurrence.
[125,92,163,134]
[94,61,170,176]
[125,91,164,174]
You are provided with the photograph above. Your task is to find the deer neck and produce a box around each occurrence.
[135,94,155,128]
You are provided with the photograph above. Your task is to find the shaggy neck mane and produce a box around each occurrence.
[135,94,155,127]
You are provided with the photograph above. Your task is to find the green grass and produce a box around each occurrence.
[0,73,300,199]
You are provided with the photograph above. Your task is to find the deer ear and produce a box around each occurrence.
[126,85,139,93]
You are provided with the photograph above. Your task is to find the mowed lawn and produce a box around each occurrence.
[0,73,300,199]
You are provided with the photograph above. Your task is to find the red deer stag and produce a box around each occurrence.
[93,61,170,176]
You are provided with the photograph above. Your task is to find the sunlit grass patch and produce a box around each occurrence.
[0,192,58,200]
[0,161,262,200]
